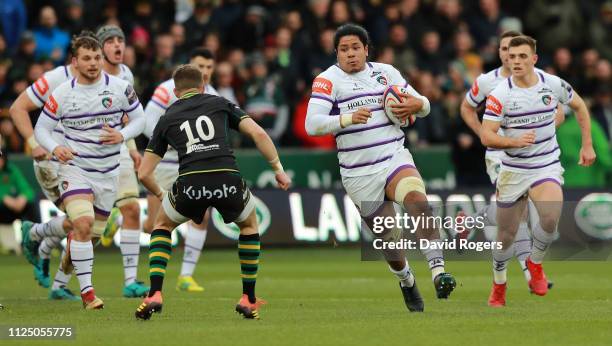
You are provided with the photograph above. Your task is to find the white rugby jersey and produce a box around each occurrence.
[144,78,219,164]
[34,73,145,178]
[483,70,573,173]
[27,64,134,148]
[306,62,426,177]
[466,67,545,159]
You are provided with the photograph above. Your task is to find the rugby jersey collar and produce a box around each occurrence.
[72,72,108,89]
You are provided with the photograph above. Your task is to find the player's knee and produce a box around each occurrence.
[538,215,558,233]
[72,217,94,237]
[62,218,73,232]
[119,200,141,221]
[394,176,426,206]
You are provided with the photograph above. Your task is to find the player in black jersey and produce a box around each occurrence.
[135,64,291,320]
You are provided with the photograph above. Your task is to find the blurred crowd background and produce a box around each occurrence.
[0,0,610,187]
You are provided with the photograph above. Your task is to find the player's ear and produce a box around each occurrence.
[71,56,77,67]
[533,53,538,65]
[364,45,369,58]
[173,88,180,98]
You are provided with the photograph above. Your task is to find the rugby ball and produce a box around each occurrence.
[382,85,415,127]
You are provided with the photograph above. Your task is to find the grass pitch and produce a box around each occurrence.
[1,248,611,346]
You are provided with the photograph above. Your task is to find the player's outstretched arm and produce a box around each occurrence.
[138,151,164,199]
[567,92,596,166]
[239,118,291,190]
[481,119,536,149]
[460,99,482,136]
[9,91,49,160]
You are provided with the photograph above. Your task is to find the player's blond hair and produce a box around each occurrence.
[173,64,203,92]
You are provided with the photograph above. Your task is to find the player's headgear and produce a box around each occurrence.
[334,23,370,50]
[96,25,125,44]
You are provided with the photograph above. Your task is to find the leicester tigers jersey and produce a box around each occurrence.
[27,64,134,147]
[465,67,546,160]
[484,70,573,173]
[39,73,144,177]
[308,62,424,177]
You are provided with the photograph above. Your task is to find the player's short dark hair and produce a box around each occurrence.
[509,35,537,53]
[173,64,203,91]
[71,32,101,57]
[499,30,522,40]
[334,23,370,50]
[190,47,214,61]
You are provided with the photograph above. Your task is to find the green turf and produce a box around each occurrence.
[1,248,611,346]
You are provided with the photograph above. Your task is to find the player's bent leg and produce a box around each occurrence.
[234,209,265,320]
[177,210,209,293]
[34,236,62,288]
[525,181,563,296]
[62,195,103,309]
[362,203,424,312]
[385,168,456,299]
[136,197,182,321]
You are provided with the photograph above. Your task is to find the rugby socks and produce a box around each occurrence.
[71,240,94,295]
[420,240,445,280]
[52,249,73,290]
[530,223,556,264]
[389,259,415,288]
[120,229,141,286]
[148,229,172,296]
[38,236,61,260]
[30,216,67,241]
[513,222,532,281]
[492,245,513,284]
[38,236,61,278]
[180,224,207,277]
[238,233,260,304]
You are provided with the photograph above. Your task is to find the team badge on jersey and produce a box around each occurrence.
[102,97,113,109]
[376,75,388,85]
[62,181,69,190]
[542,95,552,105]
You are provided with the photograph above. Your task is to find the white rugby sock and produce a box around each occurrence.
[420,239,445,280]
[120,229,141,285]
[530,223,556,264]
[492,246,513,284]
[38,236,62,259]
[52,249,73,290]
[180,225,207,277]
[71,240,94,294]
[389,259,415,288]
[513,222,532,281]
[30,216,67,241]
